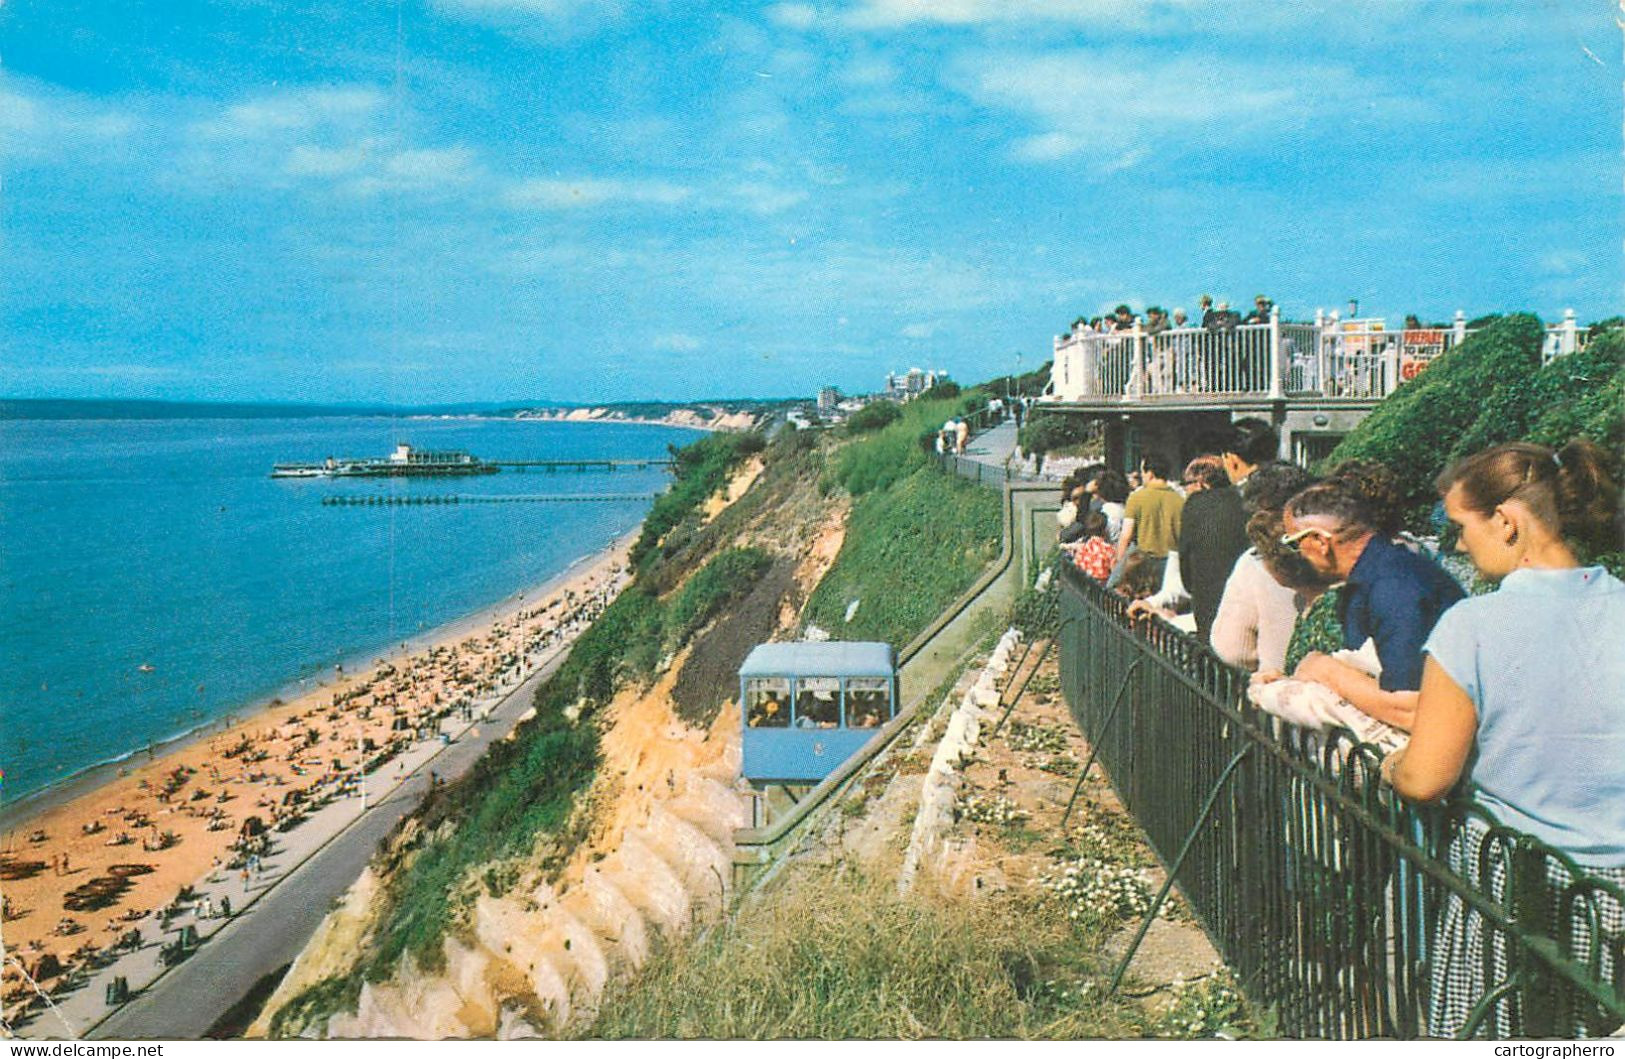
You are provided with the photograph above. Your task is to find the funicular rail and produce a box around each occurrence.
[732,478,1018,889]
[1055,564,1625,1039]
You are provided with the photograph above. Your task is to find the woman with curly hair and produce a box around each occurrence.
[1280,459,1465,729]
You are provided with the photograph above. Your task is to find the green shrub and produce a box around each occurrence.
[1324,318,1624,532]
[846,401,902,433]
[1320,315,1544,513]
[630,432,759,574]
[662,547,773,653]
[804,467,1002,649]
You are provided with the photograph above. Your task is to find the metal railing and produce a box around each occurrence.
[1047,309,1591,404]
[1055,564,1625,1039]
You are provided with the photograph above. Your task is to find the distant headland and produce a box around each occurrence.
[0,397,799,426]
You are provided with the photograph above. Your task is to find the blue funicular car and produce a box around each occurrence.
[739,641,898,784]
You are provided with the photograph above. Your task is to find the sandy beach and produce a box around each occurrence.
[0,534,634,1023]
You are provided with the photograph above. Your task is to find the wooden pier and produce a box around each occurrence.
[489,459,674,471]
[321,493,658,507]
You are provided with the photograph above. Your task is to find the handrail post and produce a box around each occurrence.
[1313,308,1325,392]
[1319,310,1332,396]
[1383,323,1401,397]
[1109,742,1255,996]
[1130,317,1146,398]
[1268,305,1284,398]
[1061,655,1146,829]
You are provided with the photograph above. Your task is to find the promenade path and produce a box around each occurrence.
[952,418,1072,483]
[960,419,1020,472]
[26,640,582,1041]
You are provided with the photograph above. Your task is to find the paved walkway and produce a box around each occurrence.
[959,419,1021,472]
[951,419,1071,483]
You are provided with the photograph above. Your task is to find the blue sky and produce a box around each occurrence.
[1,0,1618,404]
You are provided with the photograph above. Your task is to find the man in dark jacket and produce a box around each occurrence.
[1178,455,1249,641]
[1220,416,1279,490]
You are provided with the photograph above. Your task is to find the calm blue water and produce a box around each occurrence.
[0,417,696,801]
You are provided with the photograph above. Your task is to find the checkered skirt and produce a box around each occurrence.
[1426,817,1625,1039]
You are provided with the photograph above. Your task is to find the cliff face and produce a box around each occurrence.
[308,682,745,1039]
[254,436,839,1038]
[517,406,761,433]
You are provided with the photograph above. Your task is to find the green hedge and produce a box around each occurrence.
[1525,328,1624,454]
[1324,317,1622,519]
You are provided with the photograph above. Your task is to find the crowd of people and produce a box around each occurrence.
[1055,418,1625,1037]
[1062,294,1279,341]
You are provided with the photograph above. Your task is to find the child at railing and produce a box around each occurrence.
[1060,511,1116,582]
[1384,439,1625,1039]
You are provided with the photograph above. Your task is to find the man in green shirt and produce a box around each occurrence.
[1116,453,1186,570]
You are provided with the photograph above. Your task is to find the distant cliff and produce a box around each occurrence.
[514,404,767,432]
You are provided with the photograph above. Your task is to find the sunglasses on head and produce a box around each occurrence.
[1279,526,1334,550]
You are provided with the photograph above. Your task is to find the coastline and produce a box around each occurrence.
[0,529,638,834]
[513,409,759,432]
[2,528,636,1022]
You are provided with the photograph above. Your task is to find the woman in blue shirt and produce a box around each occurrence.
[1385,439,1625,1038]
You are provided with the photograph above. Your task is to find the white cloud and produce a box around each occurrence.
[846,0,1199,28]
[651,332,702,352]
[838,57,899,88]
[505,177,693,209]
[283,141,376,178]
[432,0,615,18]
[1010,131,1084,163]
[1537,251,1587,277]
[900,321,937,339]
[179,88,481,199]
[502,174,809,216]
[0,80,139,160]
[957,49,1390,165]
[769,3,818,30]
[730,181,809,215]
[385,146,480,185]
[196,86,385,139]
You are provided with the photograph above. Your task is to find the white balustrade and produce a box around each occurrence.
[1044,307,1591,404]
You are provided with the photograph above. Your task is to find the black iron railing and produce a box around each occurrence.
[1055,563,1625,1039]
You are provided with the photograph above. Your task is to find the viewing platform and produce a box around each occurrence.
[1037,308,1588,464]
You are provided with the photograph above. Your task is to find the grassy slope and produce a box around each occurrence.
[579,868,1140,1040]
[802,467,1002,649]
[801,389,1005,650]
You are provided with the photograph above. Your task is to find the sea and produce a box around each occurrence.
[0,415,698,806]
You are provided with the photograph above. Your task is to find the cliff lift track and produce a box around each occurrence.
[731,471,1025,893]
